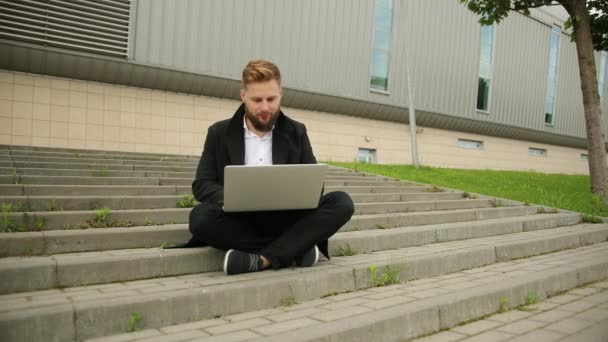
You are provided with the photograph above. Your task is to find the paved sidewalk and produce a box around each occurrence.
[83,242,608,342]
[415,280,608,342]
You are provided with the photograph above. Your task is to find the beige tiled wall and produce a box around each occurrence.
[0,70,591,175]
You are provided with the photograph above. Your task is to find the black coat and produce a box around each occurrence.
[192,103,318,204]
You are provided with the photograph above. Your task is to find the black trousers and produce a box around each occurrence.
[188,191,354,269]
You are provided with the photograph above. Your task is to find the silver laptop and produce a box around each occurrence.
[223,164,328,212]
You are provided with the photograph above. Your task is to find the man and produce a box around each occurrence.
[188,60,354,275]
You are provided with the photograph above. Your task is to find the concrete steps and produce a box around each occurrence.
[0,217,589,294]
[0,145,603,342]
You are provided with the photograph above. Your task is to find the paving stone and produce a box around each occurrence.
[318,297,371,311]
[544,317,595,335]
[191,330,261,342]
[362,295,416,310]
[529,309,578,324]
[313,305,373,322]
[458,330,513,342]
[265,307,326,323]
[205,318,271,335]
[558,299,599,312]
[507,329,564,342]
[85,329,162,342]
[546,294,581,304]
[251,317,320,335]
[413,330,467,342]
[451,319,503,335]
[222,309,283,323]
[558,317,608,342]
[574,307,608,323]
[495,319,546,334]
[160,319,227,334]
[132,330,209,342]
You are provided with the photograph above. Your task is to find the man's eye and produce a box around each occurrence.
[254,99,262,103]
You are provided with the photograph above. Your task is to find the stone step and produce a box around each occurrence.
[1,235,606,341]
[1,175,192,186]
[0,212,580,257]
[1,203,540,232]
[412,278,608,341]
[0,216,589,294]
[0,144,197,159]
[6,150,198,163]
[115,243,608,342]
[6,161,198,172]
[0,184,446,197]
[0,167,382,182]
[0,185,192,196]
[7,155,199,167]
[0,194,486,213]
[1,175,416,187]
[1,167,194,178]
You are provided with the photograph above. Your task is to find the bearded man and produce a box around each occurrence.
[187,60,354,275]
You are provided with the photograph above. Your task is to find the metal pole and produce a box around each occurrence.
[404,39,420,168]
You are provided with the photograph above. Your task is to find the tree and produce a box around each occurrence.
[459,0,608,195]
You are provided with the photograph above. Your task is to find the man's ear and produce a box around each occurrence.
[240,88,246,102]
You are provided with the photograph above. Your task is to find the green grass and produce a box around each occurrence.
[327,162,608,217]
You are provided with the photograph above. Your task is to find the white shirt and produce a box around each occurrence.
[243,117,273,166]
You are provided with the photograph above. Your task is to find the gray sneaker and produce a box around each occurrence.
[295,245,320,267]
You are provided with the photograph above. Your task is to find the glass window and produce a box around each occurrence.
[358,148,377,163]
[545,26,561,125]
[529,147,548,156]
[457,139,484,150]
[369,0,393,91]
[477,25,494,111]
[477,78,491,111]
[581,153,589,161]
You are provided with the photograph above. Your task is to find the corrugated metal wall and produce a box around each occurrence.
[132,0,599,139]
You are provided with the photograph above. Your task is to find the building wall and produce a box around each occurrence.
[0,70,589,175]
[130,0,607,141]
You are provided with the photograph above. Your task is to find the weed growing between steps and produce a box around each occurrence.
[47,198,62,211]
[581,214,604,223]
[279,296,298,307]
[177,194,199,208]
[368,265,401,287]
[128,312,142,332]
[86,207,134,228]
[0,203,46,232]
[91,170,110,177]
[337,243,357,256]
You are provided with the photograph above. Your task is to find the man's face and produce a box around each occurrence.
[240,80,282,132]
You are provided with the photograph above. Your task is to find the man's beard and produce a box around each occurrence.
[244,106,279,132]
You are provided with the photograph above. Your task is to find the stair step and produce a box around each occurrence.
[0,185,192,196]
[0,217,591,294]
[0,195,489,213]
[2,238,606,341]
[0,212,582,257]
[0,204,541,232]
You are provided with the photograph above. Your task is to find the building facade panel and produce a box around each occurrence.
[130,0,591,141]
[491,12,549,131]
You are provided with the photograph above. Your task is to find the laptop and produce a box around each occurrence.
[222,164,328,212]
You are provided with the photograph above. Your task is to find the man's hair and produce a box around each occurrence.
[242,60,281,88]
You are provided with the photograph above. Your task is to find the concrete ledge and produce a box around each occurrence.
[0,305,74,342]
[495,234,581,261]
[0,257,56,294]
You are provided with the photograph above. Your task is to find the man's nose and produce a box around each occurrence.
[260,100,270,112]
